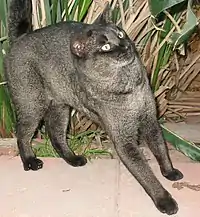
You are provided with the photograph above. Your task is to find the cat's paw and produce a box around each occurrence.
[23,157,43,171]
[163,168,183,181]
[155,193,178,215]
[67,155,87,167]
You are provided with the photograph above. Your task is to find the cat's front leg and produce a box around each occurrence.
[107,127,179,215]
[141,115,183,181]
[44,101,87,167]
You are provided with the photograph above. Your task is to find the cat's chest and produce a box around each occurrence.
[102,63,145,95]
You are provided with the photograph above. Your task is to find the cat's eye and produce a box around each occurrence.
[101,43,111,51]
[118,31,124,39]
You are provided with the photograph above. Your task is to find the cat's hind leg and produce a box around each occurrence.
[44,101,87,167]
[16,108,44,171]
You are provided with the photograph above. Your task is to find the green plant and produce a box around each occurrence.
[1,0,200,161]
[147,0,200,160]
[0,0,15,137]
[148,0,198,92]
[33,130,112,159]
[162,124,200,161]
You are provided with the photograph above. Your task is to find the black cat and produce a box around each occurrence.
[4,0,183,215]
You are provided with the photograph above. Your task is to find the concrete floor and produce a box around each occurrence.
[0,154,200,217]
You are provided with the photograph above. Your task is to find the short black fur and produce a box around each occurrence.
[4,0,183,215]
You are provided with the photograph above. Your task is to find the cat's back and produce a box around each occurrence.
[6,20,88,58]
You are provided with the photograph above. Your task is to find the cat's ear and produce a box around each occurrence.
[71,39,87,58]
[93,3,111,24]
[70,30,93,58]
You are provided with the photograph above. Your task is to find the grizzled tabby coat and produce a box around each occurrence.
[4,0,183,215]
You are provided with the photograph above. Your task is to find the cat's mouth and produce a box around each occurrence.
[116,46,135,65]
[112,53,134,67]
[120,56,135,67]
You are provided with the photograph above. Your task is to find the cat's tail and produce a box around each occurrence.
[8,0,33,45]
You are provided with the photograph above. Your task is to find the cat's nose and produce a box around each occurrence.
[119,41,129,50]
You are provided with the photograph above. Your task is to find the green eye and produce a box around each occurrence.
[101,43,111,51]
[118,31,124,39]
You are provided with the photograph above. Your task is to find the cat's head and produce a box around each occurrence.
[70,4,135,67]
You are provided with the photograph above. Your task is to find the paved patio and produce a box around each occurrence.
[0,151,200,217]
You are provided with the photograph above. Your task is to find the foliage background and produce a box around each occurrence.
[0,0,200,159]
